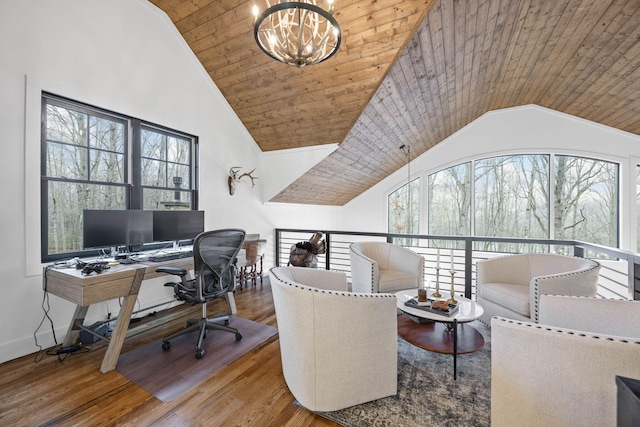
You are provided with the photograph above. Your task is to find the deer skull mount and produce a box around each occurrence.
[228,167,258,195]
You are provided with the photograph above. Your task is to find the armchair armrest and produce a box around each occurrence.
[287,267,349,292]
[530,262,600,322]
[349,248,379,293]
[539,295,640,338]
[155,266,188,277]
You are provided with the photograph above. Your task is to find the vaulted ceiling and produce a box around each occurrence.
[151,0,640,205]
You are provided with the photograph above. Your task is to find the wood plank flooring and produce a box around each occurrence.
[0,279,337,426]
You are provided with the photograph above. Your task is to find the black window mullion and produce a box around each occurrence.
[130,119,142,209]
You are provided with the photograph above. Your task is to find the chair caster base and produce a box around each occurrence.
[195,349,205,359]
[235,332,242,341]
[162,341,171,351]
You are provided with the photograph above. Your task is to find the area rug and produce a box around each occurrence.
[315,321,491,427]
[116,317,277,402]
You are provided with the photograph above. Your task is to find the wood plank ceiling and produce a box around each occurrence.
[151,0,640,206]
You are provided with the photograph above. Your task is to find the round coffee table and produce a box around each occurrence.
[395,289,485,379]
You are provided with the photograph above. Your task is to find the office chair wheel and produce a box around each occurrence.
[235,332,242,341]
[162,341,171,351]
[195,349,205,359]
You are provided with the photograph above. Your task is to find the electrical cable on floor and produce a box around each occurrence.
[44,344,92,362]
[33,265,59,364]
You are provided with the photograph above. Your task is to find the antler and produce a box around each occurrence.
[229,167,242,180]
[236,168,258,187]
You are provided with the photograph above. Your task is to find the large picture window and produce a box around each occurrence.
[421,154,618,252]
[41,94,198,262]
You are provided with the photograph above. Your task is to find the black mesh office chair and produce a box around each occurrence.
[156,229,246,359]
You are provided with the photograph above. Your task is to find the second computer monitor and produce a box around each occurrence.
[153,210,204,243]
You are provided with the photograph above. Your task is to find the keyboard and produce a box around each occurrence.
[148,250,193,262]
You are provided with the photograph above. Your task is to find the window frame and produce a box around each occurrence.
[40,93,199,262]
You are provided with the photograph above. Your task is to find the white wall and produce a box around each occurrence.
[0,0,341,363]
[341,105,640,252]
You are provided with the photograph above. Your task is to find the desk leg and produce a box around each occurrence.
[99,268,146,373]
[63,305,89,347]
[225,291,237,315]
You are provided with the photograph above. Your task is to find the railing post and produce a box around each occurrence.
[574,245,585,258]
[275,229,281,267]
[630,258,640,301]
[325,232,331,270]
[464,237,472,299]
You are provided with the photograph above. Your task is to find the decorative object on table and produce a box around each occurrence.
[252,0,341,68]
[433,248,442,298]
[448,269,458,305]
[227,167,258,195]
[417,288,427,302]
[288,232,326,268]
[404,297,459,317]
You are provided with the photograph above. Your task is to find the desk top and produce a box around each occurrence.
[44,257,194,306]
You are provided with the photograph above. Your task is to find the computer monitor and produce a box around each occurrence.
[152,210,205,243]
[82,209,154,250]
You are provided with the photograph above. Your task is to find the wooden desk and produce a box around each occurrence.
[44,257,235,373]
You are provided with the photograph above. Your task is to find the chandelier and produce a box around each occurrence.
[252,1,341,68]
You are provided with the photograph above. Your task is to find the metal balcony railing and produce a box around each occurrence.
[274,228,640,301]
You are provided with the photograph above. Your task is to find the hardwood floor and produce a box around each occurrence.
[0,279,337,426]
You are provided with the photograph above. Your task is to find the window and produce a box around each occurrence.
[423,154,618,252]
[428,162,471,246]
[553,156,618,248]
[41,94,198,262]
[388,178,420,246]
[475,155,549,252]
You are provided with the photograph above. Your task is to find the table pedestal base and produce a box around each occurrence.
[397,314,485,379]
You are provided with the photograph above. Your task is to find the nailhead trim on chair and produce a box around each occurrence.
[349,242,378,293]
[493,316,640,344]
[270,269,396,299]
[531,260,601,323]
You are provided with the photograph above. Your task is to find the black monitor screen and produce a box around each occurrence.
[153,210,204,242]
[83,210,154,249]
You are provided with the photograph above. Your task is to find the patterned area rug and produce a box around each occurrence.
[315,320,491,427]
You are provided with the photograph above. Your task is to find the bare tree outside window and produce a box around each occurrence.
[388,178,419,246]
[42,95,198,262]
[554,156,617,252]
[475,155,549,252]
[428,162,471,249]
[424,154,617,255]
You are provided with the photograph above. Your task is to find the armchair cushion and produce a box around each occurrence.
[476,253,600,323]
[350,241,424,293]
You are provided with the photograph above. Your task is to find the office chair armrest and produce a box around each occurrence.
[156,266,188,277]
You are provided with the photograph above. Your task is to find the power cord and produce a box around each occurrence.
[33,265,59,363]
[44,343,92,362]
[35,264,93,363]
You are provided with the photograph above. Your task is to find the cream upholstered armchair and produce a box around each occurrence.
[268,266,397,412]
[492,295,640,427]
[476,253,600,324]
[349,241,424,293]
